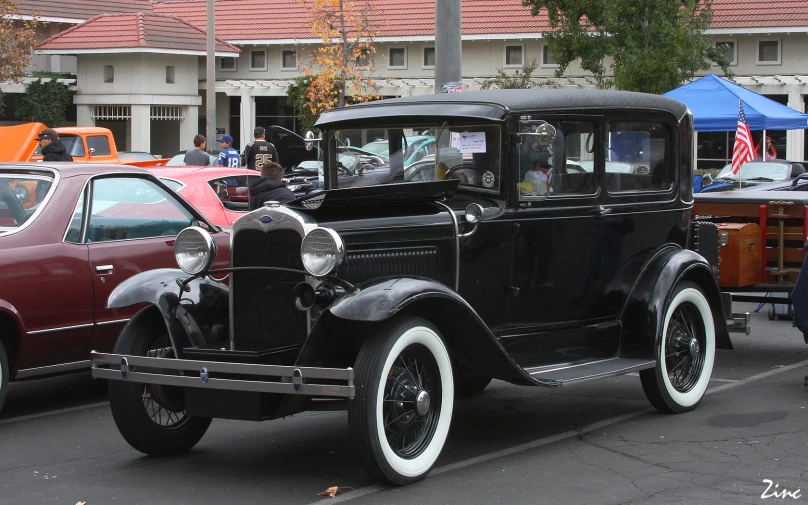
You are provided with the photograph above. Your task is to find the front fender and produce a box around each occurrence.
[620,247,732,360]
[108,269,230,358]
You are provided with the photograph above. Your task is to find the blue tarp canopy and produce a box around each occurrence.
[663,73,808,132]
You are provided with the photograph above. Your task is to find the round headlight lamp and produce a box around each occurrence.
[301,228,345,277]
[174,226,218,275]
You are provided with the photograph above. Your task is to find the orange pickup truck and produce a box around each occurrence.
[0,122,168,167]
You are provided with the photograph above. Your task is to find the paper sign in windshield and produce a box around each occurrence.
[450,132,487,153]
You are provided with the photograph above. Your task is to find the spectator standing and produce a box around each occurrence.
[217,135,240,167]
[184,135,210,166]
[756,135,777,161]
[37,128,73,161]
[242,126,280,171]
[248,161,295,209]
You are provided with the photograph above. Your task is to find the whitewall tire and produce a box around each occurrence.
[641,281,715,413]
[349,316,454,485]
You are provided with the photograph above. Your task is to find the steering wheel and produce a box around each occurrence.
[336,161,354,176]
[442,163,479,181]
[0,183,27,225]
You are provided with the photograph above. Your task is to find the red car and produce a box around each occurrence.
[0,164,229,412]
[147,166,259,227]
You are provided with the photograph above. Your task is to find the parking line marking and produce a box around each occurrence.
[310,358,808,505]
[0,401,108,425]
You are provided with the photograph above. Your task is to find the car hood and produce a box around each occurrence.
[0,122,46,162]
[286,180,459,211]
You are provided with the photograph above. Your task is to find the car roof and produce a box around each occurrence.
[318,89,689,126]
[0,163,148,178]
[148,166,258,180]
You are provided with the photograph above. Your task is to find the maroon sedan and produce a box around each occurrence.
[0,164,229,412]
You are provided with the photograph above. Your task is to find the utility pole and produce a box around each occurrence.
[206,0,216,145]
[435,0,462,93]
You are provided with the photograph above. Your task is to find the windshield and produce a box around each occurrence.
[0,174,55,232]
[327,125,501,193]
[34,135,85,157]
[715,162,791,182]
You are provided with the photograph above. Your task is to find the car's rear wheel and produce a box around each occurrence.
[349,316,454,485]
[0,342,9,413]
[641,281,715,413]
[108,309,211,456]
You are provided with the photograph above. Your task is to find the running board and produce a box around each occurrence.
[524,358,655,387]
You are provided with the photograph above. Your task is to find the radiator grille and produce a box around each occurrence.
[232,228,307,348]
[338,248,439,285]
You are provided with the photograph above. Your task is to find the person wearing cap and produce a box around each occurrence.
[37,128,73,162]
[241,126,280,171]
[184,135,210,166]
[216,134,240,168]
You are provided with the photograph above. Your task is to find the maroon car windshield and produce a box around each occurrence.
[0,175,55,231]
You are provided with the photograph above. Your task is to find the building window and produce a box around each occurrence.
[504,45,524,67]
[355,48,372,68]
[165,66,175,84]
[250,50,267,71]
[103,65,114,83]
[281,50,297,70]
[757,39,781,65]
[423,47,435,68]
[220,57,237,72]
[541,45,558,67]
[388,47,407,69]
[715,41,737,66]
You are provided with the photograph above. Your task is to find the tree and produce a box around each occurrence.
[299,0,380,113]
[521,0,732,93]
[17,72,75,126]
[0,0,38,83]
[286,75,322,133]
[481,58,557,90]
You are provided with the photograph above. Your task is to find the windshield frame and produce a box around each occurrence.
[0,170,59,237]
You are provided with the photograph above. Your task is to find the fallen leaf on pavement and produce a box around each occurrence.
[317,486,354,498]
[76,502,87,505]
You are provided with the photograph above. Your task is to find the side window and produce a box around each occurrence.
[517,119,597,199]
[208,175,255,212]
[605,122,671,193]
[86,177,194,243]
[87,136,112,156]
[64,191,85,243]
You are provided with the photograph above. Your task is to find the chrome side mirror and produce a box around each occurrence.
[459,203,485,238]
[304,130,322,151]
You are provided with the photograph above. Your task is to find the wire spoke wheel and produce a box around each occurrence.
[140,332,189,430]
[383,345,441,459]
[664,302,706,393]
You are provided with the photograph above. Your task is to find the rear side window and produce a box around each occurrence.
[87,136,112,156]
[605,122,672,193]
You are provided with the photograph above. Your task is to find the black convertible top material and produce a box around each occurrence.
[316,89,689,126]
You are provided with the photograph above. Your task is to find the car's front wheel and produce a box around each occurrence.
[349,316,454,485]
[641,281,715,413]
[108,309,211,456]
[0,342,9,413]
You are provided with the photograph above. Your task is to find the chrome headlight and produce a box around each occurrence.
[301,228,345,277]
[174,226,218,275]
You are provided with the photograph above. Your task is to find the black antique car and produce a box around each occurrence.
[91,89,731,485]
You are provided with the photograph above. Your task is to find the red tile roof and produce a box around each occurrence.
[15,0,155,20]
[710,0,808,30]
[37,13,239,54]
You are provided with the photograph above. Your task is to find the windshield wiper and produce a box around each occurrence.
[715,176,735,182]
[744,177,775,182]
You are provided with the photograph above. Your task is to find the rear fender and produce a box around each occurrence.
[107,269,229,358]
[620,247,732,360]
[0,300,25,373]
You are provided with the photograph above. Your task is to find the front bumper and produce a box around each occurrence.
[91,351,355,399]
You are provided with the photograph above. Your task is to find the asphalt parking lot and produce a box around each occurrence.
[1,302,807,505]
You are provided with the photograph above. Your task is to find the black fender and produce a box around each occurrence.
[296,277,534,385]
[619,247,732,361]
[107,269,230,358]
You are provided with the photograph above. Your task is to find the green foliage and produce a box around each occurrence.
[287,75,320,133]
[17,72,75,126]
[521,0,733,93]
[480,59,558,90]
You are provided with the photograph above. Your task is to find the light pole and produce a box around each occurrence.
[435,0,462,93]
[206,0,216,145]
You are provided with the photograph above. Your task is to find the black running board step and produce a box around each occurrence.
[524,358,655,387]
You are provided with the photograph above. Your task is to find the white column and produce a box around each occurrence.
[787,88,805,162]
[76,105,94,127]
[130,104,151,153]
[180,105,199,150]
[239,87,254,150]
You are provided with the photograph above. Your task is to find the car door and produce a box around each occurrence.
[503,116,618,366]
[81,175,200,354]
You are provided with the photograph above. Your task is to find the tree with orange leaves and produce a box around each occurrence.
[299,0,380,116]
[0,0,38,83]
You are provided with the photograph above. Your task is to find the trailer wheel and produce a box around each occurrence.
[641,281,715,414]
[349,316,454,485]
[108,309,211,456]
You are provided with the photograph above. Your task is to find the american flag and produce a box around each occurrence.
[731,99,755,174]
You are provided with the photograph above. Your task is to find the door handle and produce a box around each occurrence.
[591,205,612,216]
[95,264,114,274]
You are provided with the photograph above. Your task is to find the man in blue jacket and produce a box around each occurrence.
[248,161,295,209]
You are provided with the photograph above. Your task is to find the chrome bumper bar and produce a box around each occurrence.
[90,351,355,399]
